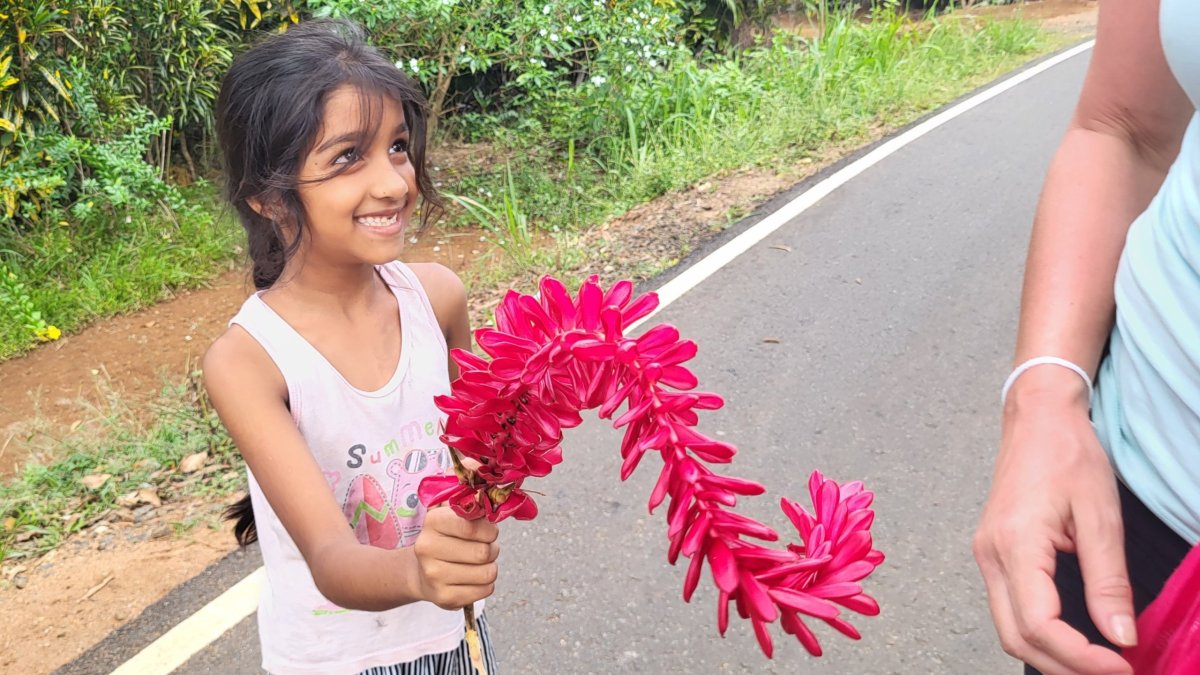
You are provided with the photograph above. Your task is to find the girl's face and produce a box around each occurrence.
[293,85,418,268]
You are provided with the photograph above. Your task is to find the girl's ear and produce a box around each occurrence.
[247,196,268,218]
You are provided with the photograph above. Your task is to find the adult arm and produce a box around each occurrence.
[974,2,1193,674]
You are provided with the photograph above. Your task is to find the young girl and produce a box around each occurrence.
[204,20,500,675]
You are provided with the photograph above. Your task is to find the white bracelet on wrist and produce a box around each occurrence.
[1000,356,1094,407]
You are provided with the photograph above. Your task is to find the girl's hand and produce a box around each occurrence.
[413,506,500,610]
[974,370,1134,675]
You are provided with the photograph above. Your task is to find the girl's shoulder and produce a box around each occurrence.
[202,324,288,405]
[399,262,467,336]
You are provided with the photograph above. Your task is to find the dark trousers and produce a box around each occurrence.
[1024,482,1192,674]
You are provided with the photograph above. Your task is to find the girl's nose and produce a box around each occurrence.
[371,158,410,203]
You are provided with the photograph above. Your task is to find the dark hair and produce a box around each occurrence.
[216,19,442,546]
[216,18,443,291]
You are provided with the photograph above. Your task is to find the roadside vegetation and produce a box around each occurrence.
[0,0,1069,561]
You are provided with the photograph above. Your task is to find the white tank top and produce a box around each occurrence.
[230,261,475,674]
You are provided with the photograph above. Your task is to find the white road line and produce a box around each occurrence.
[114,40,1094,675]
[110,567,264,675]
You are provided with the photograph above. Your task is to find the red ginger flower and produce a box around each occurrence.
[419,275,883,658]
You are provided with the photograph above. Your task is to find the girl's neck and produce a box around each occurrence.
[268,258,388,317]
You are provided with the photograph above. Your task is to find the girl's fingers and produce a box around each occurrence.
[428,560,498,588]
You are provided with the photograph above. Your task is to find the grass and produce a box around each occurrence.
[444,10,1051,283]
[0,183,243,359]
[0,370,242,562]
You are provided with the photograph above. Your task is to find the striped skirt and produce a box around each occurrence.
[357,613,497,675]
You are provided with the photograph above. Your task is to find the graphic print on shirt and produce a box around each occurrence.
[338,417,449,550]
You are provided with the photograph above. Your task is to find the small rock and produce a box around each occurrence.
[132,505,157,524]
[149,525,172,540]
[13,575,27,589]
[179,451,208,474]
[136,488,162,508]
[114,610,128,621]
[97,536,114,551]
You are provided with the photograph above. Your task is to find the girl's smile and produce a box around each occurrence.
[355,207,405,235]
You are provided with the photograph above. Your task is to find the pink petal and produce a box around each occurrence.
[571,339,617,361]
[768,588,840,619]
[539,276,576,327]
[577,277,602,331]
[738,570,779,622]
[823,615,862,640]
[622,292,659,324]
[648,464,674,513]
[683,548,705,602]
[780,497,816,539]
[603,278,633,308]
[613,394,654,428]
[701,474,766,496]
[449,348,489,371]
[659,365,699,390]
[751,617,774,659]
[601,306,622,342]
[717,590,731,635]
[418,475,468,508]
[681,511,711,557]
[711,511,778,541]
[696,489,737,507]
[806,582,862,601]
[517,295,557,339]
[619,444,647,481]
[636,324,679,352]
[822,560,877,585]
[834,593,881,616]
[657,339,698,367]
[707,538,739,593]
[781,611,823,656]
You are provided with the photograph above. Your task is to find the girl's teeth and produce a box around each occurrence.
[358,214,397,228]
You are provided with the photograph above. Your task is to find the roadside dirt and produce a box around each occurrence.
[0,499,232,675]
[0,4,1098,673]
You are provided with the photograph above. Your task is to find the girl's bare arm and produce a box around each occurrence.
[203,326,496,612]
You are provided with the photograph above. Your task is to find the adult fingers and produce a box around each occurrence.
[1074,488,1136,649]
[1007,545,1133,675]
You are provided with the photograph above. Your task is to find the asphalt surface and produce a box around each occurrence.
[69,45,1091,675]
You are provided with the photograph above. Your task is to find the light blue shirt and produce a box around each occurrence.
[1091,0,1200,545]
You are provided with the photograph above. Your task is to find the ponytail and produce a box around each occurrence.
[225,493,258,546]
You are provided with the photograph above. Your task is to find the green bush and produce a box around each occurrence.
[0,67,184,232]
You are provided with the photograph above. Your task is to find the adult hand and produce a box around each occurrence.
[413,506,500,610]
[974,371,1134,675]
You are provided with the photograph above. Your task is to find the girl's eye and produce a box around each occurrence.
[390,138,410,155]
[333,148,359,165]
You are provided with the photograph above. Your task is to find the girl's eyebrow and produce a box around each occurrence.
[315,131,362,154]
[314,123,409,154]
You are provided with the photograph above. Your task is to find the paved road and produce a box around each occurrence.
[65,46,1090,675]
